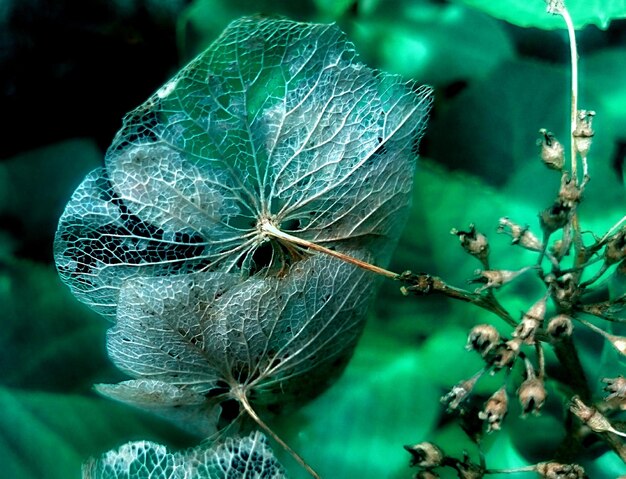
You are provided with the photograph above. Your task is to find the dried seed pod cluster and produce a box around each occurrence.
[404,75,626,475]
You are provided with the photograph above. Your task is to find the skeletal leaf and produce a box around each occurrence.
[82,431,287,479]
[53,16,432,319]
[95,380,222,438]
[96,252,374,434]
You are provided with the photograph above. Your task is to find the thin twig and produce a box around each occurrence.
[600,215,626,243]
[398,272,518,327]
[535,342,546,380]
[485,465,537,474]
[557,4,579,182]
[238,393,321,479]
[262,220,518,326]
[552,336,592,402]
[261,220,399,280]
[577,298,626,323]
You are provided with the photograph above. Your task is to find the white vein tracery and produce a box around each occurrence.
[54,16,432,442]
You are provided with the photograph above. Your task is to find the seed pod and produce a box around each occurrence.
[451,224,489,267]
[573,110,595,158]
[602,376,626,401]
[513,296,548,344]
[569,396,626,437]
[559,174,582,207]
[441,370,483,411]
[479,386,508,433]
[403,442,445,469]
[491,337,523,370]
[540,201,571,236]
[466,324,500,356]
[470,266,534,293]
[549,273,579,311]
[538,129,564,171]
[497,218,543,252]
[604,229,626,265]
[536,462,586,479]
[518,377,547,416]
[546,314,573,341]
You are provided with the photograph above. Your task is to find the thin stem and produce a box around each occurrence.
[238,393,321,479]
[552,336,592,402]
[262,221,518,326]
[577,298,626,323]
[260,221,399,280]
[577,317,612,337]
[600,215,626,243]
[535,342,546,380]
[485,465,537,474]
[401,273,518,327]
[559,5,579,182]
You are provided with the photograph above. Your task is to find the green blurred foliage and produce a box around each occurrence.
[273,326,441,479]
[1,0,625,478]
[455,0,626,30]
[0,387,195,479]
[0,139,102,260]
[583,47,626,155]
[0,257,107,392]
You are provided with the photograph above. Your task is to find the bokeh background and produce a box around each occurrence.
[1,0,625,477]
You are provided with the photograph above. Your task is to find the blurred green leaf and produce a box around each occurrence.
[430,59,569,187]
[181,0,512,86]
[418,325,483,388]
[429,57,624,233]
[312,0,354,19]
[0,387,193,479]
[481,431,536,479]
[408,161,542,276]
[0,257,109,392]
[454,0,626,30]
[585,451,626,478]
[274,326,440,479]
[583,47,626,147]
[0,139,102,259]
[179,0,316,58]
[378,159,546,340]
[348,2,513,85]
[508,408,566,463]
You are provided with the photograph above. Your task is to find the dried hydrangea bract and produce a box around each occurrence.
[53,15,432,478]
[82,431,286,479]
[54,16,432,319]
